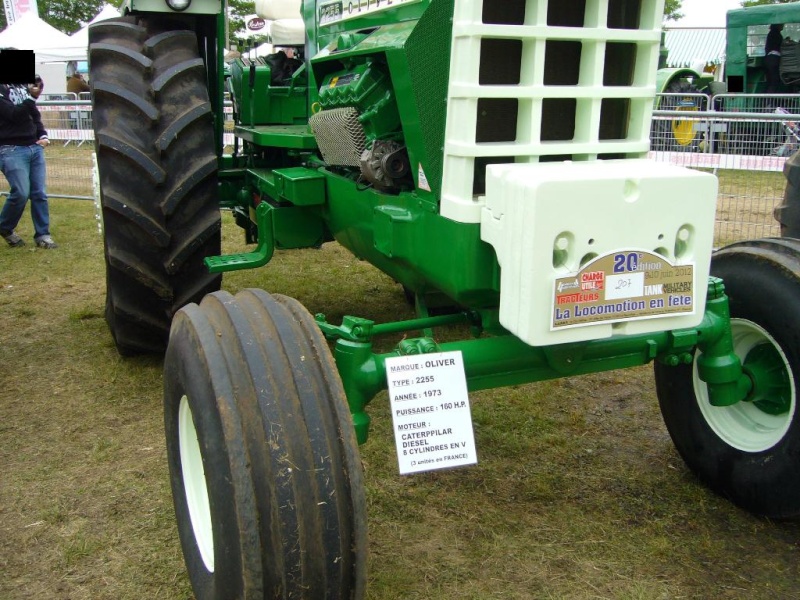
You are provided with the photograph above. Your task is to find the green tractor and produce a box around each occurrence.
[90,1,800,597]
[655,1,800,153]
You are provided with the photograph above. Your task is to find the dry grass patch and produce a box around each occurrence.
[43,144,96,199]
[715,169,785,245]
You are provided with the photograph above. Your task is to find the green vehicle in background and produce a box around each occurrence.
[89,1,800,597]
[655,1,800,152]
[724,1,800,95]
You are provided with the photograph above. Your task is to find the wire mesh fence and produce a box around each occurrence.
[38,100,94,148]
[1,98,794,248]
[1,100,236,203]
[649,92,800,245]
[655,157,785,246]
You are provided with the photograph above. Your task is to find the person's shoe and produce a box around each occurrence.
[34,235,58,249]
[1,230,25,247]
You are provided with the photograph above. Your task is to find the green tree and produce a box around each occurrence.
[664,0,684,21]
[0,0,122,35]
[39,0,113,34]
[227,0,275,49]
[228,0,251,42]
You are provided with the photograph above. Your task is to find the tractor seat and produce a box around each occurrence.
[254,0,305,46]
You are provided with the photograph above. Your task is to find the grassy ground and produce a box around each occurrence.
[1,198,799,599]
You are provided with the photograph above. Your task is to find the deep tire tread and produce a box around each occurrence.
[105,248,171,298]
[169,273,222,317]
[144,29,198,53]
[92,81,159,121]
[108,285,171,331]
[161,155,218,216]
[89,20,146,38]
[163,211,222,274]
[102,190,171,247]
[152,58,206,95]
[90,16,221,354]
[156,103,212,153]
[96,132,165,183]
[165,290,366,599]
[88,42,154,70]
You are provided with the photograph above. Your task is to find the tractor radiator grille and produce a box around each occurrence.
[309,107,366,167]
[441,0,663,224]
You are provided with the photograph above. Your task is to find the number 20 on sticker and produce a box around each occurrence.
[613,252,640,273]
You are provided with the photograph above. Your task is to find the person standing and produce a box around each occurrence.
[765,23,785,94]
[0,75,57,249]
[66,72,90,95]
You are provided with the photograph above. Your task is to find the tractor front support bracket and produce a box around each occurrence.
[332,277,749,445]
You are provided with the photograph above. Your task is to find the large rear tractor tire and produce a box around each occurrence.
[655,238,800,518]
[164,289,367,599]
[89,17,221,355]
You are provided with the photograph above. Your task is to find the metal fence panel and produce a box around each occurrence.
[650,93,800,245]
[1,101,235,203]
[37,100,94,147]
[651,149,784,245]
[0,99,793,248]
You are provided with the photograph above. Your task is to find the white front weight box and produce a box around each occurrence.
[480,159,718,346]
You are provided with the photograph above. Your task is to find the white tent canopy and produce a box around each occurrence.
[67,5,121,54]
[34,44,86,63]
[0,12,71,54]
[31,4,120,63]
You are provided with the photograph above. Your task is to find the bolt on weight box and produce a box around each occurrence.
[480,159,718,346]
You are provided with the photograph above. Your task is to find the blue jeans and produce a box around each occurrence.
[0,144,50,238]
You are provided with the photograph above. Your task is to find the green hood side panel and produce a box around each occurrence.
[401,0,455,200]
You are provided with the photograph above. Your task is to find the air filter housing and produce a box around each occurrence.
[309,107,367,167]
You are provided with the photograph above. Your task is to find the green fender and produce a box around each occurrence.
[655,68,713,108]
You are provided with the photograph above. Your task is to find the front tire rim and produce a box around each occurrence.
[178,395,215,572]
[694,319,796,452]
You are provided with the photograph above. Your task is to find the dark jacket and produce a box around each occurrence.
[766,28,784,56]
[0,84,48,146]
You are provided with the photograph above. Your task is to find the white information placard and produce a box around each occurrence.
[386,351,477,474]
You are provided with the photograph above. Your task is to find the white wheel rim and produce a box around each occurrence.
[694,319,796,453]
[178,395,215,572]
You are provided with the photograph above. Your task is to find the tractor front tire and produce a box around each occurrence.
[655,238,800,518]
[89,17,221,355]
[164,289,367,599]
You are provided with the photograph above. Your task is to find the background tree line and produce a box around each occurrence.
[0,0,251,40]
